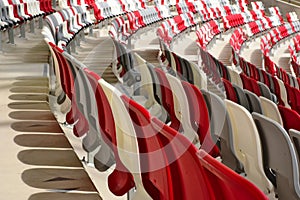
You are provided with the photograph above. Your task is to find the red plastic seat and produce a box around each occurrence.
[285,83,300,114]
[198,150,268,200]
[222,78,238,103]
[271,76,284,105]
[182,81,220,157]
[49,42,89,137]
[121,95,213,200]
[84,69,134,195]
[278,105,300,132]
[155,68,181,131]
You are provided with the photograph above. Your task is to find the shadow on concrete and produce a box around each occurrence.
[9,111,55,120]
[18,149,82,167]
[22,168,97,191]
[28,192,102,200]
[11,121,63,133]
[9,94,48,101]
[14,134,71,148]
[8,101,50,110]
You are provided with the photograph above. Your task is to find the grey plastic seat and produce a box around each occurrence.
[232,84,250,111]
[252,113,300,200]
[244,90,262,114]
[289,129,300,162]
[201,90,242,172]
[258,82,272,101]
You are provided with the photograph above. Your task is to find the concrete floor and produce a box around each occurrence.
[0,29,107,200]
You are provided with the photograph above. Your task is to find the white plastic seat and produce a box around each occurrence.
[259,96,283,126]
[132,53,167,122]
[276,77,290,108]
[100,79,152,200]
[228,69,243,88]
[166,74,200,146]
[225,100,273,194]
[189,61,207,90]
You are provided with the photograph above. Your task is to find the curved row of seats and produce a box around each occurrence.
[41,0,299,199]
[227,4,300,116]
[109,5,171,44]
[196,19,221,50]
[229,6,285,63]
[178,2,300,199]
[0,0,52,47]
[157,12,200,46]
[92,0,147,22]
[175,0,244,22]
[44,6,93,50]
[182,2,300,198]
[112,1,300,198]
[41,4,272,200]
[260,20,300,75]
[289,33,300,77]
[40,1,279,199]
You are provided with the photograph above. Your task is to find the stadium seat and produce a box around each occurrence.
[225,100,273,194]
[253,113,300,200]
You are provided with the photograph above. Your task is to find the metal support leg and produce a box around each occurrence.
[75,36,80,46]
[127,37,131,50]
[66,45,71,54]
[20,24,26,38]
[71,41,76,54]
[8,28,14,44]
[86,146,100,166]
[105,20,108,29]
[81,30,86,42]
[127,188,135,200]
[0,31,2,52]
[98,21,102,30]
[39,17,43,29]
[30,20,35,33]
[89,26,93,36]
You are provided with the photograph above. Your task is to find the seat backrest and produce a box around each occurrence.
[189,61,207,90]
[289,129,300,166]
[258,82,272,100]
[259,96,283,126]
[252,113,300,200]
[271,76,284,105]
[201,89,241,171]
[166,74,199,146]
[198,150,269,200]
[155,68,181,131]
[182,82,220,157]
[285,83,300,114]
[43,38,63,98]
[63,53,101,152]
[240,73,253,92]
[225,100,273,193]
[276,77,290,108]
[50,43,89,135]
[82,69,117,170]
[232,83,250,111]
[133,52,158,109]
[278,105,300,132]
[244,89,262,114]
[228,69,243,88]
[181,58,194,84]
[222,78,238,103]
[124,95,213,199]
[99,78,149,198]
[249,78,261,97]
